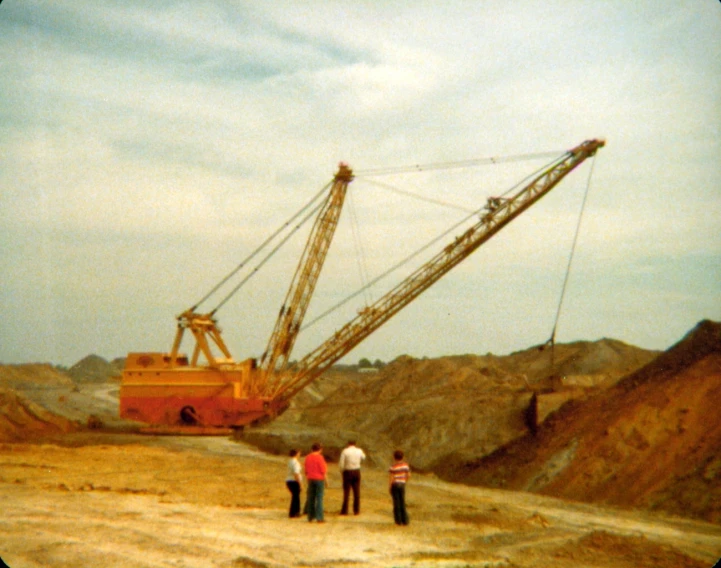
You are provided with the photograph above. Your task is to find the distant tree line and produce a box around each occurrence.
[357,358,385,369]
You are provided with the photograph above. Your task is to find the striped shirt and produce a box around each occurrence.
[389,461,410,484]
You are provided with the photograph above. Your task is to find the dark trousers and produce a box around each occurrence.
[341,469,361,515]
[391,483,409,525]
[306,480,325,521]
[286,480,301,518]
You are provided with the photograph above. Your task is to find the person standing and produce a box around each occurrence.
[285,449,303,518]
[389,450,410,526]
[304,442,328,523]
[339,440,366,515]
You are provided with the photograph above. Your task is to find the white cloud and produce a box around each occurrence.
[1,0,719,365]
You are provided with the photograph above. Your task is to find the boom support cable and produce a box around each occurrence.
[347,189,373,306]
[188,183,331,313]
[354,177,477,213]
[302,153,569,331]
[355,150,564,176]
[211,197,328,314]
[303,208,475,330]
[190,151,564,315]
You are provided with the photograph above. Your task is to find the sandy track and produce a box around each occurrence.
[1,434,719,567]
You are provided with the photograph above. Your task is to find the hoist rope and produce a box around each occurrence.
[189,182,331,313]
[548,154,599,349]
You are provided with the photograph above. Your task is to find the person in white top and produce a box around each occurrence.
[285,449,303,518]
[338,440,366,515]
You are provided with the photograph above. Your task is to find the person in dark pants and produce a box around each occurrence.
[285,449,303,518]
[389,449,410,526]
[339,440,366,515]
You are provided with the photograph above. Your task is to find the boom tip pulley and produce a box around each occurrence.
[335,162,354,182]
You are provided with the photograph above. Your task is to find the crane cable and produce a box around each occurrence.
[211,195,329,315]
[347,189,373,306]
[301,152,570,331]
[188,183,331,313]
[354,177,477,214]
[547,154,599,369]
[190,149,569,319]
[292,157,600,411]
[354,150,563,176]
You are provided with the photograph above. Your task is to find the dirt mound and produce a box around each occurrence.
[283,365,367,416]
[0,360,137,431]
[67,354,124,383]
[0,363,75,390]
[448,320,721,524]
[0,387,78,441]
[616,319,721,391]
[497,339,658,389]
[550,531,709,568]
[246,339,657,471]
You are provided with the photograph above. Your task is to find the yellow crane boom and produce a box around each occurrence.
[270,138,605,401]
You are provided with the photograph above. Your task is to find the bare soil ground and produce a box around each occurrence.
[2,324,720,566]
[1,433,719,568]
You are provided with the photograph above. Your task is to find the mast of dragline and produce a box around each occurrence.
[254,163,354,396]
[267,138,605,401]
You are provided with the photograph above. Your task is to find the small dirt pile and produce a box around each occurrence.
[0,360,134,431]
[67,354,124,383]
[449,320,721,524]
[0,387,78,441]
[549,531,709,568]
[0,363,75,390]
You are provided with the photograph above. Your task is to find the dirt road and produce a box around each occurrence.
[1,434,719,567]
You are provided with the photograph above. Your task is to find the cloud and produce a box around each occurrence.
[1,0,719,366]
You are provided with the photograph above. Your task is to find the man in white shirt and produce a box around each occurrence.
[285,449,303,518]
[338,440,366,515]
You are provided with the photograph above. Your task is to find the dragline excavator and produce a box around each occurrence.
[119,139,605,432]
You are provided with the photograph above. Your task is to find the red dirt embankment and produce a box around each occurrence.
[0,387,78,441]
[452,320,721,523]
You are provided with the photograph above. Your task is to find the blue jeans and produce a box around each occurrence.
[306,480,325,521]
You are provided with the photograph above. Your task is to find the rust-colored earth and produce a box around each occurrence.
[450,320,721,525]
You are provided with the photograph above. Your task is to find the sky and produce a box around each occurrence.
[1,1,719,368]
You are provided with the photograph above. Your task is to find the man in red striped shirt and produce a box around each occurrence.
[388,450,410,525]
[304,442,328,522]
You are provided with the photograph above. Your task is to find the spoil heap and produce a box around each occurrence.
[449,320,721,523]
[247,338,657,470]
